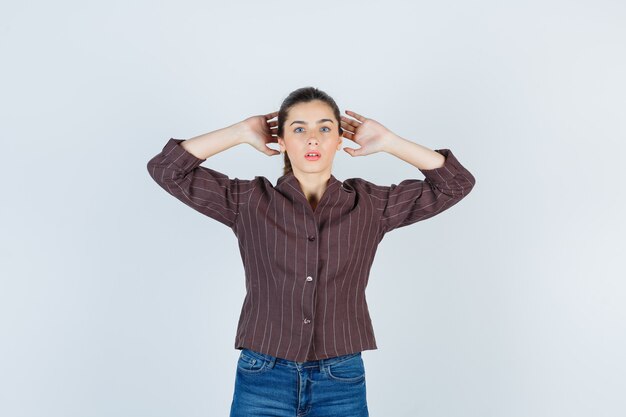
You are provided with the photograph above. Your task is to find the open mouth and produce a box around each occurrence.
[304,151,321,160]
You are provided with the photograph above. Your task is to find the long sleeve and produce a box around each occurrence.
[146,137,255,229]
[375,148,476,234]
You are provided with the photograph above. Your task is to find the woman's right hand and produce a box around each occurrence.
[237,111,281,156]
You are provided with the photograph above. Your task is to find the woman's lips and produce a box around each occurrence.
[304,151,321,161]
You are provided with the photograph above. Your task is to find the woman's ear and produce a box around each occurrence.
[277,137,285,153]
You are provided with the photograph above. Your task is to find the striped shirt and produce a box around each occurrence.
[147,137,476,362]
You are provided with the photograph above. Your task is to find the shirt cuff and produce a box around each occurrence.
[418,148,461,183]
[161,137,207,172]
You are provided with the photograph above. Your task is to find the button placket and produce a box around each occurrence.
[302,219,318,347]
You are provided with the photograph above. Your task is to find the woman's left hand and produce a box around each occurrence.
[340,110,396,157]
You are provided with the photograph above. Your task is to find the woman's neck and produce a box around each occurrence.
[292,171,332,208]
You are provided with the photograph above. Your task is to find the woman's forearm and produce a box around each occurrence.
[382,133,446,170]
[181,122,248,160]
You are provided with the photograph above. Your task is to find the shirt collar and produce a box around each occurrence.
[276,170,340,191]
[275,171,350,212]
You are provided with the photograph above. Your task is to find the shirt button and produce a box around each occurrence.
[306,276,313,282]
[303,318,311,324]
[308,235,315,241]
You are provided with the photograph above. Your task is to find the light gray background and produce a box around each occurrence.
[1,1,624,416]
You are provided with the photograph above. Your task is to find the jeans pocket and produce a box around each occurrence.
[326,354,365,382]
[237,350,270,374]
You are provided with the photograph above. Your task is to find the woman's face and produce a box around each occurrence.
[278,100,343,176]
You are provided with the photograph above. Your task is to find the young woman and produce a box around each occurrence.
[147,86,476,416]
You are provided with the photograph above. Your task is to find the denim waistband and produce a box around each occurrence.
[240,348,361,370]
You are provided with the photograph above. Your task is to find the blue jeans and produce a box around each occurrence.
[229,348,369,417]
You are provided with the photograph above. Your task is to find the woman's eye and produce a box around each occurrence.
[294,126,331,133]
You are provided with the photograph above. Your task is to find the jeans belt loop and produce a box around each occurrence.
[266,355,276,369]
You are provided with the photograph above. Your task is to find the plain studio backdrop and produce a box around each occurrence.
[1,1,624,416]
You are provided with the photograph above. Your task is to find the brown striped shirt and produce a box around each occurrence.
[147,137,476,362]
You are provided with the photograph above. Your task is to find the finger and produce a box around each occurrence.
[341,123,356,138]
[341,115,360,128]
[341,122,357,139]
[265,111,279,120]
[343,146,360,157]
[345,110,366,122]
[341,130,356,142]
[341,119,356,133]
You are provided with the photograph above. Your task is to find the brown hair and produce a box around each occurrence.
[277,87,343,176]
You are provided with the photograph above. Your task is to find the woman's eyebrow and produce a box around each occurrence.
[290,118,334,126]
